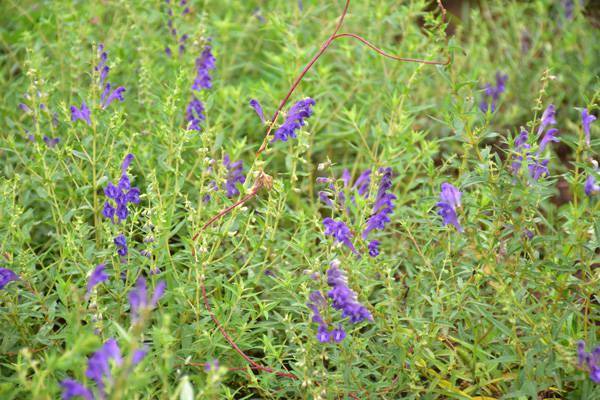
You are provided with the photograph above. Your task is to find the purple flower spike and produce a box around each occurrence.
[538,128,560,153]
[249,99,265,123]
[537,104,556,136]
[436,182,463,233]
[128,277,166,322]
[272,98,316,142]
[362,168,396,238]
[192,46,216,91]
[101,85,126,109]
[70,102,92,126]
[582,108,596,146]
[326,260,373,324]
[222,155,246,198]
[0,268,19,290]
[60,379,94,400]
[585,174,600,197]
[114,234,128,257]
[86,264,108,297]
[323,217,357,254]
[185,97,205,131]
[511,129,530,175]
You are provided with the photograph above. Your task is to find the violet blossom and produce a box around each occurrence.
[436,182,463,232]
[479,72,508,113]
[582,108,596,146]
[272,98,315,142]
[0,268,19,290]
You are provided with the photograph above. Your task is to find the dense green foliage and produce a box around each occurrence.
[1,0,599,398]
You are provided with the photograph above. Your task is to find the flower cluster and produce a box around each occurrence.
[362,168,396,240]
[185,45,215,131]
[164,0,191,57]
[102,154,141,223]
[70,44,126,126]
[272,98,316,142]
[222,154,246,198]
[511,105,559,181]
[577,341,600,383]
[19,92,60,145]
[307,261,371,343]
[479,72,508,113]
[96,44,126,110]
[323,217,357,254]
[319,168,396,257]
[436,182,463,232]
[0,268,19,290]
[70,102,91,126]
[327,261,372,323]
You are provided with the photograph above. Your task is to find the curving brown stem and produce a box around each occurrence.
[200,275,298,380]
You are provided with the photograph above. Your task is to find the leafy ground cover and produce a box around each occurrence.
[1,0,599,398]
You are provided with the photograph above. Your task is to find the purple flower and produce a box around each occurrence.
[537,104,556,136]
[511,129,530,175]
[165,46,172,57]
[85,338,123,394]
[249,99,265,123]
[436,182,463,232]
[43,136,60,148]
[18,102,32,113]
[185,97,205,131]
[128,277,166,322]
[222,155,246,198]
[192,46,216,91]
[330,325,346,343]
[86,264,108,297]
[204,359,219,372]
[440,182,461,208]
[316,324,330,343]
[585,174,600,197]
[538,128,559,153]
[576,341,600,383]
[367,240,380,257]
[101,84,126,109]
[272,98,315,142]
[353,169,372,197]
[323,217,357,254]
[103,155,140,223]
[582,108,596,146]
[527,157,549,181]
[362,168,396,238]
[114,234,128,257]
[60,379,94,400]
[562,0,575,19]
[70,102,92,126]
[479,72,508,113]
[0,268,19,290]
[326,260,373,324]
[307,290,327,325]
